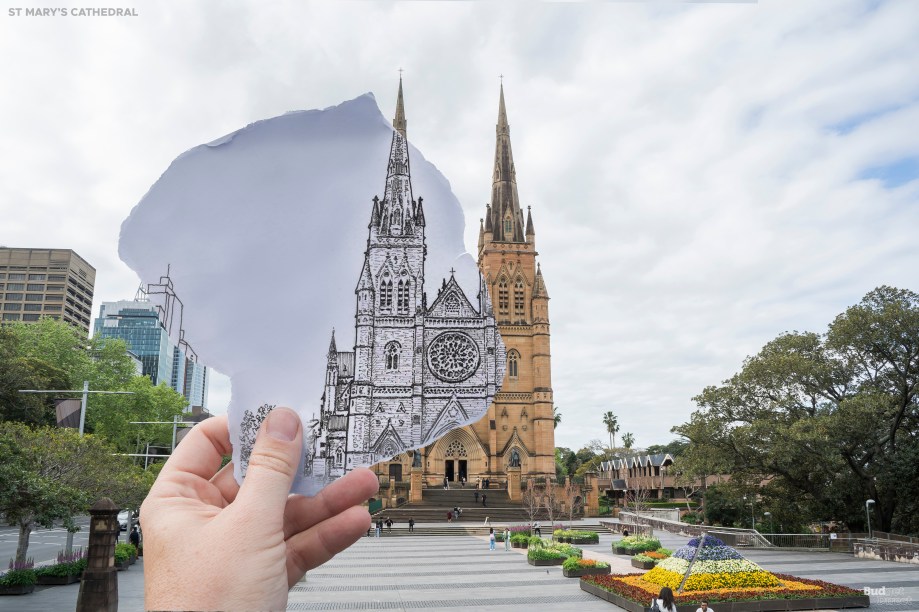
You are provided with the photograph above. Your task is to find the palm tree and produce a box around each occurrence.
[602,411,619,453]
[622,432,635,450]
[553,406,562,429]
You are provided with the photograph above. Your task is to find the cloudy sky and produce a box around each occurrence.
[2,0,917,452]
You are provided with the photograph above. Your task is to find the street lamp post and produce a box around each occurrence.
[866,499,875,540]
[744,496,755,530]
[764,511,773,539]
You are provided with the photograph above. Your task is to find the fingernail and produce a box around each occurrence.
[267,408,300,442]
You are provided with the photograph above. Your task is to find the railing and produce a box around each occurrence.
[760,533,831,550]
[618,511,773,548]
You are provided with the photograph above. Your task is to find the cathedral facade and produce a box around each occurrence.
[373,83,556,486]
[307,80,506,483]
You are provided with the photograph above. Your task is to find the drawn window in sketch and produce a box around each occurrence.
[508,350,519,379]
[397,279,409,314]
[380,278,393,310]
[385,342,401,370]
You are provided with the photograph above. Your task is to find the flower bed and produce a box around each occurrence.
[563,557,611,578]
[613,535,661,555]
[35,548,87,585]
[527,547,567,566]
[1,558,36,596]
[510,534,529,548]
[631,554,656,570]
[554,529,601,544]
[580,573,869,610]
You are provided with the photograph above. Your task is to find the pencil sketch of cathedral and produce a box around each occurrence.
[304,79,506,483]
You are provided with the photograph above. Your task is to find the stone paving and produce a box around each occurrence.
[3,524,919,611]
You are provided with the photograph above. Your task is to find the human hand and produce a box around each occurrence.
[140,408,379,611]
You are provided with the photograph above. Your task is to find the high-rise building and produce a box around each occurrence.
[94,280,208,409]
[0,248,96,333]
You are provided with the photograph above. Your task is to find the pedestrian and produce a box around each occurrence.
[694,601,713,612]
[375,518,382,538]
[408,517,415,533]
[130,526,140,548]
[386,517,393,533]
[622,528,629,537]
[476,477,481,489]
[504,527,510,551]
[482,493,487,507]
[443,476,448,490]
[489,527,496,551]
[461,476,465,488]
[457,507,462,519]
[534,521,541,537]
[447,511,452,522]
[651,587,678,612]
[474,490,479,503]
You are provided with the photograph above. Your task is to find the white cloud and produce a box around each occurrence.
[1,0,917,453]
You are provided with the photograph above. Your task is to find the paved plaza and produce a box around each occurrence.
[3,524,919,611]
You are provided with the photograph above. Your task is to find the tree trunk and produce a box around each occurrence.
[16,521,32,564]
[66,530,74,554]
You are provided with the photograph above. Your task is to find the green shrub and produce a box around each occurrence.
[528,535,544,548]
[656,547,673,556]
[114,542,136,565]
[632,553,655,563]
[614,535,661,553]
[527,547,567,561]
[0,569,37,587]
[510,534,529,545]
[682,512,700,525]
[549,543,583,558]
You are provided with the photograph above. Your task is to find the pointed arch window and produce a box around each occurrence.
[385,341,401,370]
[514,278,525,318]
[397,279,410,314]
[336,448,344,466]
[504,216,513,236]
[380,279,393,309]
[508,350,519,379]
[498,278,509,314]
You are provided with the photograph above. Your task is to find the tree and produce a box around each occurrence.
[541,478,562,530]
[645,440,688,456]
[602,411,619,452]
[521,478,542,525]
[553,406,561,430]
[563,478,584,527]
[622,432,635,450]
[0,422,149,564]
[674,287,919,534]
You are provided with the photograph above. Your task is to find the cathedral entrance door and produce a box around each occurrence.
[458,460,467,483]
[389,464,402,482]
[445,460,455,482]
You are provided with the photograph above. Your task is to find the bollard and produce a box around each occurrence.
[76,498,120,612]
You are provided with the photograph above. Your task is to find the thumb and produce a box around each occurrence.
[236,407,303,520]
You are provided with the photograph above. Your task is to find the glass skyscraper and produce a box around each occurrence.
[94,300,208,408]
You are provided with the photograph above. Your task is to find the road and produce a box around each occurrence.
[0,517,97,566]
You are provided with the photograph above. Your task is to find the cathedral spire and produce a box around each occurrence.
[489,83,525,243]
[393,74,407,139]
[376,76,414,237]
[327,329,338,358]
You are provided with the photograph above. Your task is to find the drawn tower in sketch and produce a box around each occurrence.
[309,79,505,481]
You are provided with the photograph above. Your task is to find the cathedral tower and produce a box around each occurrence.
[473,83,555,479]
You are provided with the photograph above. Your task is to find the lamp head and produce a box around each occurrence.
[866,499,876,506]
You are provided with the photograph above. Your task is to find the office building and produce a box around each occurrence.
[0,248,96,334]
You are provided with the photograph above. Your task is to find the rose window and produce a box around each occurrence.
[427,332,480,382]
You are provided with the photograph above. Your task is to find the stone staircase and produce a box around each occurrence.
[373,487,540,524]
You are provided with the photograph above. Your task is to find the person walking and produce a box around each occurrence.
[443,475,449,490]
[408,517,415,533]
[447,510,452,522]
[386,517,393,533]
[375,518,382,538]
[504,527,510,551]
[474,490,479,504]
[534,521,541,537]
[482,493,487,507]
[129,526,140,548]
[489,527,496,551]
